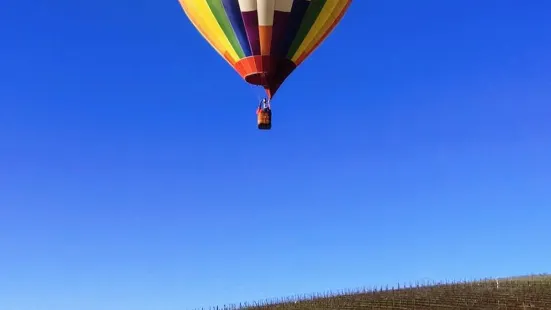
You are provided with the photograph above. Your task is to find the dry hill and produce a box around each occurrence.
[195,274,551,310]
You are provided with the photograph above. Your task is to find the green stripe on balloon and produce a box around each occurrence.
[286,0,327,59]
[205,0,246,59]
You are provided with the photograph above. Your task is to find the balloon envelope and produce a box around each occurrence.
[179,0,352,99]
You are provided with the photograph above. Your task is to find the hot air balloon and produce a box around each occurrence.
[179,0,352,129]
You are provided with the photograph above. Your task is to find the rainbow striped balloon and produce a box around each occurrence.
[179,0,352,99]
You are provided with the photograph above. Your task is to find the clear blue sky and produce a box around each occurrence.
[1,1,551,309]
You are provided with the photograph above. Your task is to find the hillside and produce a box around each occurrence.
[196,274,551,310]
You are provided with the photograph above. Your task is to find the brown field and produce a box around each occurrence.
[196,274,551,310]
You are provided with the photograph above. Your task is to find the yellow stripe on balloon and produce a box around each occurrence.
[179,0,226,62]
[179,0,240,64]
[291,0,348,63]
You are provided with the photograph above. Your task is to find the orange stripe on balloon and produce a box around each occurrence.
[259,25,273,55]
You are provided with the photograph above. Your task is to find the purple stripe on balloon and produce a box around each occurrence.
[276,0,310,58]
[271,10,291,57]
[241,11,260,56]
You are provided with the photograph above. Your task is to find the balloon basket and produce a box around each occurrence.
[257,110,272,130]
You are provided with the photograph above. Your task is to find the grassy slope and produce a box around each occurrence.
[198,274,551,310]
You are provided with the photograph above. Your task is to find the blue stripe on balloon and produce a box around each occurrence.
[221,0,252,57]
